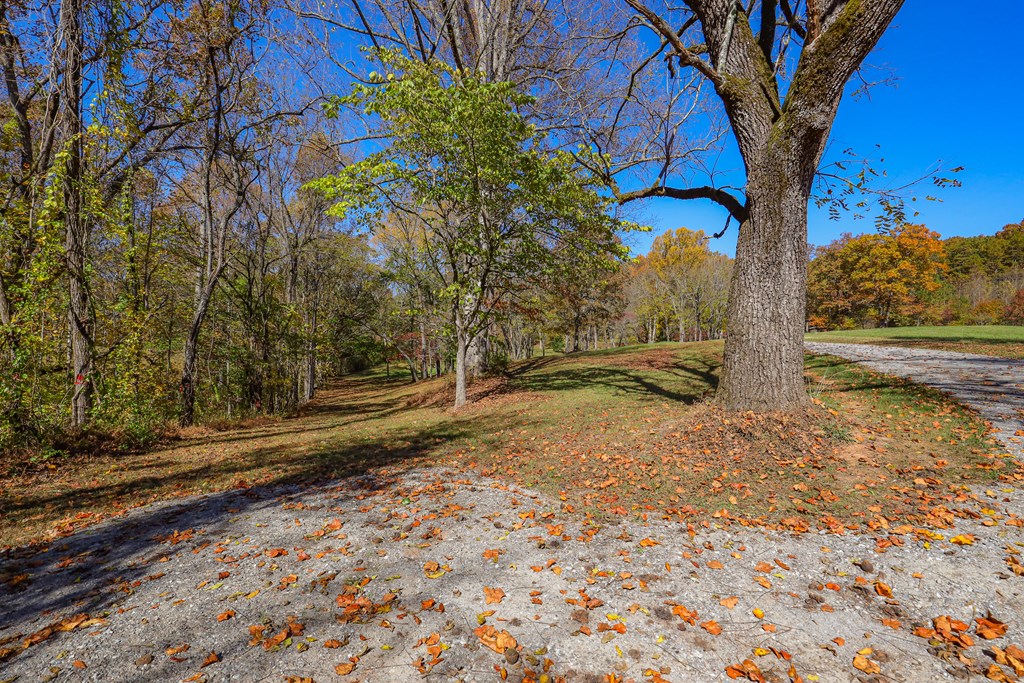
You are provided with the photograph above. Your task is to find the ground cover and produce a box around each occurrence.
[2,342,1013,549]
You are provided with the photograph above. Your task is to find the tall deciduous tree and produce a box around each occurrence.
[597,0,904,410]
[312,52,624,408]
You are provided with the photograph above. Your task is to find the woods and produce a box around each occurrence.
[2,0,992,457]
[808,220,1024,329]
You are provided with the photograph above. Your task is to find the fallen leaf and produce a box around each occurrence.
[484,586,506,605]
[853,655,880,674]
[977,614,1009,640]
[701,620,722,636]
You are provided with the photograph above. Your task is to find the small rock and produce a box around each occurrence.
[135,653,154,667]
[856,559,875,573]
[504,647,520,664]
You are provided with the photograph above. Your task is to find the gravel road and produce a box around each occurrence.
[1,345,1023,683]
[806,342,1024,459]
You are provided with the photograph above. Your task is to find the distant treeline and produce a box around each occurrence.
[807,221,1024,330]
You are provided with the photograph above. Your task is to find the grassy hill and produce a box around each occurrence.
[1,342,1010,547]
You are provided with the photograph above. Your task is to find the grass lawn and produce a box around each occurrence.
[1,342,1015,548]
[806,324,1024,358]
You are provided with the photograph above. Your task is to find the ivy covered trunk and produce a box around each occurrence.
[60,0,92,428]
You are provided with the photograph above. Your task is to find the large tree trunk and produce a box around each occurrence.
[718,166,810,411]
[620,0,903,412]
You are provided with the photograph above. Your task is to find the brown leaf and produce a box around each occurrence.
[720,596,739,610]
[335,661,357,675]
[484,586,506,605]
[216,609,235,622]
[200,651,219,668]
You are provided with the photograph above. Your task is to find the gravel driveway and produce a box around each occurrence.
[1,346,1022,683]
[805,342,1024,459]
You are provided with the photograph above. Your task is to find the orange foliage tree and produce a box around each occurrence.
[808,224,946,329]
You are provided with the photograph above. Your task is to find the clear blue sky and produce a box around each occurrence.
[624,2,1024,257]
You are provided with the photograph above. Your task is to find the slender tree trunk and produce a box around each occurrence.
[454,324,468,409]
[303,299,317,402]
[61,0,91,427]
[180,281,217,426]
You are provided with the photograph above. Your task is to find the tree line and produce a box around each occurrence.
[807,220,1024,329]
[2,0,919,455]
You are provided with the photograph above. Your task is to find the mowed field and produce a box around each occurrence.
[1,341,1013,547]
[806,324,1024,358]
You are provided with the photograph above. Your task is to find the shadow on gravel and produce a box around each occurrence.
[0,413,518,631]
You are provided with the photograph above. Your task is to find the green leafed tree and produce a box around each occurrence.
[309,51,626,408]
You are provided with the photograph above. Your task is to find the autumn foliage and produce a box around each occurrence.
[808,220,1024,330]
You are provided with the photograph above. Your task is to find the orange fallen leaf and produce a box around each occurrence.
[216,609,235,622]
[720,596,739,609]
[701,620,722,636]
[473,625,517,654]
[977,614,1009,640]
[853,655,880,674]
[725,659,765,682]
[484,586,506,605]
[200,651,219,668]
[335,661,356,675]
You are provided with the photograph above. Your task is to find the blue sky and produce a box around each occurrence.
[624,1,1024,257]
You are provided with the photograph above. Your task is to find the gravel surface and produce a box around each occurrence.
[806,342,1024,459]
[1,345,1023,683]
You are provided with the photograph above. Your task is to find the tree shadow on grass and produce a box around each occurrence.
[507,356,720,405]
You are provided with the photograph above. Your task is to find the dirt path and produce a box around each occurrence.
[806,342,1024,458]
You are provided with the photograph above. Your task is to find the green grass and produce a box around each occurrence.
[1,341,1012,547]
[806,325,1024,358]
